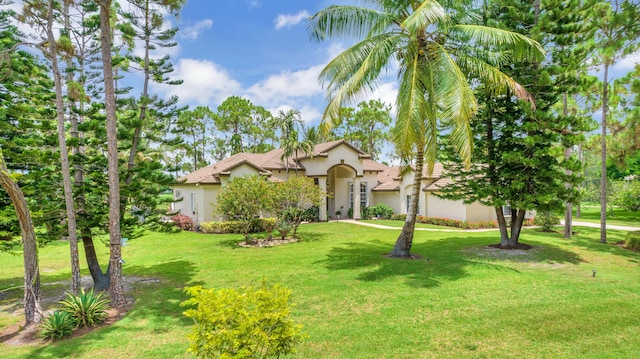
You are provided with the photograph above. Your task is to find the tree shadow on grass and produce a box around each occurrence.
[551,226,640,263]
[21,259,199,359]
[318,232,588,289]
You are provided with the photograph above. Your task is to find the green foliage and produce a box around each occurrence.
[40,310,76,341]
[200,218,276,234]
[613,178,640,212]
[216,175,273,240]
[182,281,305,359]
[276,220,292,240]
[534,211,561,232]
[625,231,640,251]
[368,203,394,219]
[59,289,110,327]
[272,177,324,238]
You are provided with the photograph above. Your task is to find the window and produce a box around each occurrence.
[502,202,512,217]
[349,182,367,209]
[175,190,182,199]
[190,192,196,213]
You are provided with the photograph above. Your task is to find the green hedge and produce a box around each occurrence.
[200,218,277,234]
[389,214,533,229]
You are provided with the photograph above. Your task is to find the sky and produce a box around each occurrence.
[148,0,398,126]
[5,0,639,129]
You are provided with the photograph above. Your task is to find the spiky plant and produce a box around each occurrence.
[59,289,110,327]
[41,310,76,340]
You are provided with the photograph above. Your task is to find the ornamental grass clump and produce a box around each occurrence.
[40,310,76,341]
[182,280,305,359]
[59,288,110,327]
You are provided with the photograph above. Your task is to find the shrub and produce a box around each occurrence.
[171,214,195,231]
[59,289,110,327]
[40,310,76,340]
[347,207,353,219]
[392,214,406,221]
[369,203,394,219]
[182,281,305,359]
[200,219,276,234]
[534,211,560,232]
[626,231,640,252]
[276,220,292,240]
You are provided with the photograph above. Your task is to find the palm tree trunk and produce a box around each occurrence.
[390,150,424,258]
[0,156,42,327]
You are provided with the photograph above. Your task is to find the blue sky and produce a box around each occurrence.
[149,0,398,126]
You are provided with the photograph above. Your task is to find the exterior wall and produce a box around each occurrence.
[229,163,260,178]
[372,191,401,215]
[465,201,497,222]
[425,193,467,221]
[302,143,364,177]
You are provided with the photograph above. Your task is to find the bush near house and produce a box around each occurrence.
[200,218,276,235]
[171,214,195,231]
[389,214,532,229]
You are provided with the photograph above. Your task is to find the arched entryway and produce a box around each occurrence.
[325,163,362,220]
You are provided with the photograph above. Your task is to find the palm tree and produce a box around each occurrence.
[276,109,305,178]
[309,0,544,257]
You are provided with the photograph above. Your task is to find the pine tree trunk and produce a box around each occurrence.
[50,0,81,294]
[563,93,572,239]
[600,62,609,244]
[390,150,423,258]
[508,209,526,247]
[0,157,42,327]
[98,0,126,306]
[495,207,509,247]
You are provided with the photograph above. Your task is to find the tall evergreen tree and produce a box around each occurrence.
[590,0,640,243]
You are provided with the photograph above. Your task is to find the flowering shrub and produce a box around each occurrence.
[171,214,195,231]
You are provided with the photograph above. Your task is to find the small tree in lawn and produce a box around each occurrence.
[216,175,273,241]
[272,177,324,239]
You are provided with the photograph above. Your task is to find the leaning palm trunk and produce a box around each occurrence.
[390,150,424,257]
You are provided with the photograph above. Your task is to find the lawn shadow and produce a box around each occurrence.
[318,230,589,289]
[21,259,199,358]
[558,226,640,263]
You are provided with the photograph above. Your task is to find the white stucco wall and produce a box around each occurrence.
[372,191,401,215]
[425,193,466,221]
[466,201,497,222]
[302,143,364,177]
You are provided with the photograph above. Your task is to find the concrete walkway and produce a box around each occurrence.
[335,218,640,232]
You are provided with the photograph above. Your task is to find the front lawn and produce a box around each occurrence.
[1,223,639,358]
[574,204,640,227]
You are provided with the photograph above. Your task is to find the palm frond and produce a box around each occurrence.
[392,47,431,159]
[431,44,475,168]
[401,0,448,34]
[453,24,545,62]
[456,55,535,108]
[319,33,403,127]
[307,5,389,41]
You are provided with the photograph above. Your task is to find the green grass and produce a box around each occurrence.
[2,223,640,358]
[574,204,640,227]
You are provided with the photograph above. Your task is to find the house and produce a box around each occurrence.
[172,139,499,224]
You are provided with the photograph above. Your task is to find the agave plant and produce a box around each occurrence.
[59,289,110,327]
[41,310,76,340]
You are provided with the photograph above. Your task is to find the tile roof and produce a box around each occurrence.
[176,140,452,190]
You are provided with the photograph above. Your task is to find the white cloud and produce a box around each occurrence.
[614,52,640,72]
[274,10,310,30]
[248,0,261,7]
[153,58,242,105]
[246,64,324,105]
[180,19,213,40]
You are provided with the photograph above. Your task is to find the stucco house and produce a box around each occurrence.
[172,139,498,224]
